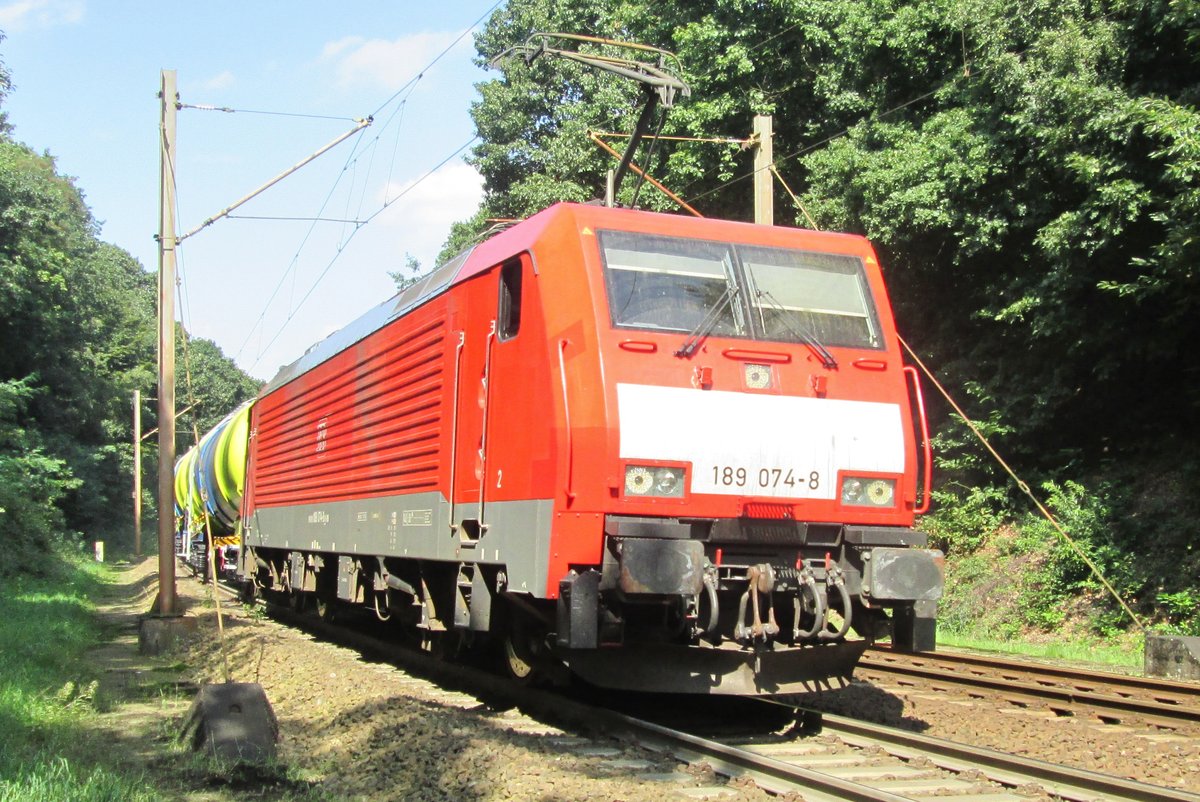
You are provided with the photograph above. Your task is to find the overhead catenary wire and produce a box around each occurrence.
[230,131,377,366]
[592,131,750,145]
[162,8,497,372]
[225,215,366,224]
[246,134,481,372]
[225,3,504,370]
[369,0,503,119]
[179,103,360,123]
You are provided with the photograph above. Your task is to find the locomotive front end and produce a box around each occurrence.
[551,214,944,694]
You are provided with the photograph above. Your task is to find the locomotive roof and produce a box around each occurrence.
[258,202,871,396]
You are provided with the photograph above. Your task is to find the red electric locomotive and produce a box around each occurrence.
[240,202,943,694]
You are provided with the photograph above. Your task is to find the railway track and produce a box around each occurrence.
[627,705,1200,802]
[856,645,1200,731]
[209,575,1199,800]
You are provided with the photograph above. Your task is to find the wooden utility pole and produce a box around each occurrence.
[157,70,178,615]
[753,114,773,225]
[133,390,142,557]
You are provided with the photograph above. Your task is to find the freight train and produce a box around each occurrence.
[177,202,944,695]
[174,403,251,579]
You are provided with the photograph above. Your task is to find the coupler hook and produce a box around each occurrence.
[697,564,720,637]
[818,564,852,641]
[793,566,826,640]
[735,564,779,642]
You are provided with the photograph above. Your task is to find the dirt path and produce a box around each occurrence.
[89,559,752,801]
[88,558,233,801]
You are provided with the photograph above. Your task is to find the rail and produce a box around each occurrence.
[859,646,1200,728]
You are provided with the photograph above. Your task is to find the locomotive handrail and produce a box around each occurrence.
[477,321,497,530]
[558,338,576,503]
[904,365,933,515]
[448,331,465,532]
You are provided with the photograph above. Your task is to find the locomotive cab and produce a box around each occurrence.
[531,207,945,692]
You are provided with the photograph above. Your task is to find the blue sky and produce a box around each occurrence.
[2,1,502,379]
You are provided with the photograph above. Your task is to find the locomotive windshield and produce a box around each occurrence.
[601,231,745,334]
[741,246,881,349]
[598,230,882,349]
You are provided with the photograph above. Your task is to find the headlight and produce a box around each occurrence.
[625,467,654,495]
[624,465,686,498]
[655,468,680,494]
[744,363,772,389]
[841,476,896,507]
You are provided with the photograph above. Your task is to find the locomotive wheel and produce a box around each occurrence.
[420,630,442,657]
[238,579,258,605]
[314,595,337,623]
[503,632,537,682]
[420,629,462,661]
[288,589,307,613]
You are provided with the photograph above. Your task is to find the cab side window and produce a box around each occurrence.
[498,258,523,340]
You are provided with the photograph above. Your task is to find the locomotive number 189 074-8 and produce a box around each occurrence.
[710,465,820,491]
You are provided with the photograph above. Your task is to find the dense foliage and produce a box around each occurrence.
[0,42,259,575]
[454,0,1199,635]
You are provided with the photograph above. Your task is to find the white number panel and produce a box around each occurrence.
[617,383,905,499]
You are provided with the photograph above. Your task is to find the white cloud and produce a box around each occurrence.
[381,161,483,225]
[199,70,235,92]
[321,31,466,92]
[0,0,83,31]
[376,161,484,266]
[321,35,364,60]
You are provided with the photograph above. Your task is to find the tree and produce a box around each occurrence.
[0,377,80,576]
[0,135,160,539]
[176,333,261,443]
[455,0,1200,615]
[388,252,423,290]
[0,37,262,567]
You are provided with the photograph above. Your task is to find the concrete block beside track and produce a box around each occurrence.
[1145,634,1200,680]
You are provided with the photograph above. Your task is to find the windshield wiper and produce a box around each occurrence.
[675,285,739,358]
[755,289,838,369]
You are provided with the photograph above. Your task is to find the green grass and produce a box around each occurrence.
[936,630,1144,669]
[0,756,150,802]
[0,556,155,802]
